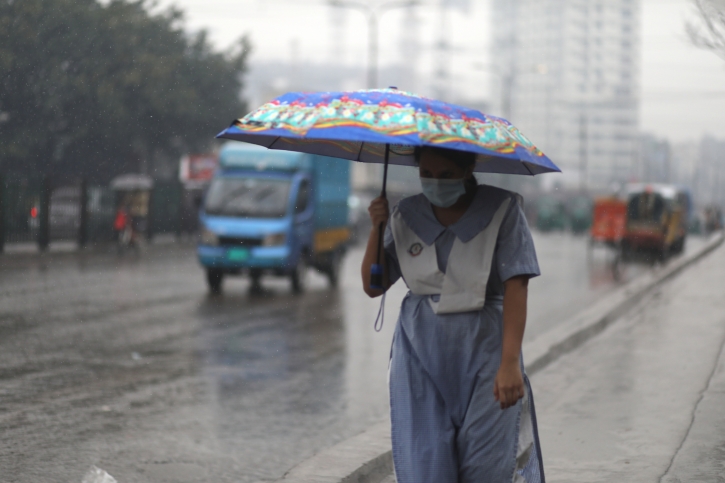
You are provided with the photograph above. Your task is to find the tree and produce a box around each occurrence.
[0,0,250,183]
[687,0,725,62]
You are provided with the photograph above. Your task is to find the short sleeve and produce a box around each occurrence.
[495,197,540,282]
[384,219,402,285]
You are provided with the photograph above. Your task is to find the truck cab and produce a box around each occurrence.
[197,142,350,294]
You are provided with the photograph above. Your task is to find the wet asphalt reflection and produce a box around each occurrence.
[0,234,705,482]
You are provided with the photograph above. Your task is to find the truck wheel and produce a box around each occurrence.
[249,269,263,293]
[657,246,669,264]
[611,251,623,282]
[620,241,632,263]
[207,269,224,294]
[326,250,343,288]
[291,256,308,294]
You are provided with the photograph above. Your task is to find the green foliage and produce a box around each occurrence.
[0,0,250,182]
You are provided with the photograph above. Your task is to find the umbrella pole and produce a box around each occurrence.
[370,144,390,290]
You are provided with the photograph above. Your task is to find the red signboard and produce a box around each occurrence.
[180,153,218,185]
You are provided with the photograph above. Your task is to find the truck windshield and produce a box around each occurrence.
[205,177,291,218]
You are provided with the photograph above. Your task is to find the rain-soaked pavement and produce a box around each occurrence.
[0,233,706,482]
[534,239,725,482]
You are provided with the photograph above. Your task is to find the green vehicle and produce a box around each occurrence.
[567,195,593,235]
[535,196,567,232]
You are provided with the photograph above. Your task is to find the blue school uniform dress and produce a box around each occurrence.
[384,185,545,483]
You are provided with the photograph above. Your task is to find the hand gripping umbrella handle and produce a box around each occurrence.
[370,144,390,291]
[370,221,385,290]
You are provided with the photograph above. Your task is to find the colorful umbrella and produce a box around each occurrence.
[217,88,560,177]
[216,88,560,290]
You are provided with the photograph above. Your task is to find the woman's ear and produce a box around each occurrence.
[465,170,477,191]
[465,165,475,180]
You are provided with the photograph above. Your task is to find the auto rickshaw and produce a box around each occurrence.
[535,195,567,232]
[568,195,593,235]
[622,184,689,261]
[590,197,627,248]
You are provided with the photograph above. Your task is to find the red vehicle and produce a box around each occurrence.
[590,197,627,248]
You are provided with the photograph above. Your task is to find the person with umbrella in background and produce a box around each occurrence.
[217,88,557,483]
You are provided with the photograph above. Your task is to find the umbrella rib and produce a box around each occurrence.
[355,142,365,162]
[524,161,535,176]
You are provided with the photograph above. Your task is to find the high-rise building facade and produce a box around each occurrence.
[490,0,641,191]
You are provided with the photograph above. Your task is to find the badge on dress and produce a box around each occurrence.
[408,242,423,257]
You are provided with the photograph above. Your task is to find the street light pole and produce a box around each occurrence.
[367,9,378,89]
[328,0,419,89]
[471,63,514,120]
[579,111,588,192]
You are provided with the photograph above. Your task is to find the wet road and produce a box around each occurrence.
[525,231,707,341]
[0,234,705,482]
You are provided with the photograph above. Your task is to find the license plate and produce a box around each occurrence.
[227,248,249,261]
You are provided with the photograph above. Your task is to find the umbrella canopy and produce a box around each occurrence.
[110,174,154,191]
[216,88,560,176]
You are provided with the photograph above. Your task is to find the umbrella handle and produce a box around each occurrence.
[370,264,384,290]
[370,221,385,290]
[370,144,390,291]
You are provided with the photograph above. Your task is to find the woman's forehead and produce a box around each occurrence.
[419,151,461,171]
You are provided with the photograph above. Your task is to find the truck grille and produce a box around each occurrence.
[218,236,262,247]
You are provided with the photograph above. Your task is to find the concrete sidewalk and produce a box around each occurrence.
[264,235,725,483]
[532,241,725,482]
[378,244,725,483]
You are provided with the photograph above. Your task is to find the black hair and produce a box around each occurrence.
[413,146,476,170]
[414,146,478,190]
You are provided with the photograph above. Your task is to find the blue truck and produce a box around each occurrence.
[197,142,351,293]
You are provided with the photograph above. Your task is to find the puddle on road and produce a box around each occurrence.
[140,462,208,482]
[82,466,117,483]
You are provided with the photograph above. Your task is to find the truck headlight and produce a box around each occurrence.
[200,228,219,246]
[262,233,286,247]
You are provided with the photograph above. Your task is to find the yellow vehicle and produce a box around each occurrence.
[622,184,689,261]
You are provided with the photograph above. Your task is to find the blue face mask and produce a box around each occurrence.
[420,177,467,208]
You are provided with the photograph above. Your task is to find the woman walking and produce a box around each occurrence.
[362,146,545,483]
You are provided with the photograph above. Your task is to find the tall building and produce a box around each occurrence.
[636,134,672,184]
[693,136,725,208]
[490,0,641,191]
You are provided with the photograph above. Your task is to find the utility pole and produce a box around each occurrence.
[579,112,588,192]
[0,174,4,254]
[78,179,88,249]
[501,72,513,121]
[471,65,513,120]
[433,0,451,100]
[328,0,419,89]
[328,6,347,64]
[38,177,51,252]
[399,5,420,91]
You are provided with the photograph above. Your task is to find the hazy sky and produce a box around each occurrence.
[156,0,725,143]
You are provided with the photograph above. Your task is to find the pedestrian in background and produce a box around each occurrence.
[113,204,129,239]
[361,146,546,483]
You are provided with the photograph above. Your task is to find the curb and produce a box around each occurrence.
[260,421,392,483]
[265,233,724,483]
[0,238,194,266]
